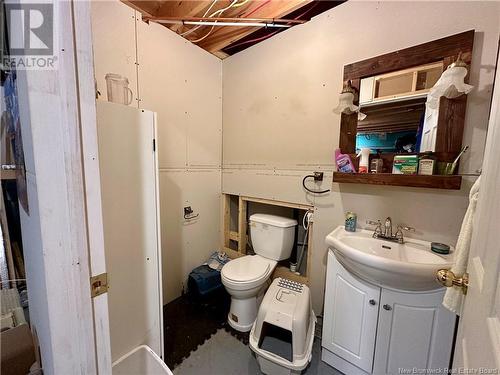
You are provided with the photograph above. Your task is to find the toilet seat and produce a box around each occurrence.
[221,255,277,291]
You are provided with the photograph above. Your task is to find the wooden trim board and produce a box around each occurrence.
[241,195,313,211]
[343,30,474,80]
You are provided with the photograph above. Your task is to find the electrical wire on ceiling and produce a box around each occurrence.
[224,1,319,52]
[232,0,250,8]
[180,0,219,37]
[189,0,240,44]
[181,0,243,42]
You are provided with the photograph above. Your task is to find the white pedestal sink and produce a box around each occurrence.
[325,226,454,291]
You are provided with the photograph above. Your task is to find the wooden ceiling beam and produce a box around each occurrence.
[123,0,316,57]
[155,1,208,17]
[157,1,236,33]
[121,1,162,18]
[198,0,311,53]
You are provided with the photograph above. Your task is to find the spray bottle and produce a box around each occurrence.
[357,148,371,173]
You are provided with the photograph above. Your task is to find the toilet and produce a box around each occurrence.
[221,214,297,332]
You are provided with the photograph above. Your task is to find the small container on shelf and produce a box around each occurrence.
[418,153,436,175]
[370,150,384,173]
[392,155,418,175]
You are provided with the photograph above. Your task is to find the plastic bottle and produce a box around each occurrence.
[335,149,355,173]
[357,148,371,173]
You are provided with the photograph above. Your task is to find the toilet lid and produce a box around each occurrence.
[222,256,274,283]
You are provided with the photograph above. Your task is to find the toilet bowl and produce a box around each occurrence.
[221,214,297,332]
[221,255,277,331]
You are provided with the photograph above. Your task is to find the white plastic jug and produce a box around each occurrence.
[105,73,133,105]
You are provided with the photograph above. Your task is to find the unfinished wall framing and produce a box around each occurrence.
[222,194,313,284]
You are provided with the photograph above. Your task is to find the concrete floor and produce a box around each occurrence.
[173,329,342,375]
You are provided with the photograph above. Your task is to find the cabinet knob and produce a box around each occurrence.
[383,304,392,311]
[369,299,376,305]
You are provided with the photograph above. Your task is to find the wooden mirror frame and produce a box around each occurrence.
[339,30,475,171]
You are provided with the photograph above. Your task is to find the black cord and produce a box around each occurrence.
[302,175,330,194]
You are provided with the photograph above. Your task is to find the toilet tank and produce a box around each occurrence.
[249,214,297,261]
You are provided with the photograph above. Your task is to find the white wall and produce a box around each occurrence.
[222,1,500,312]
[91,1,222,304]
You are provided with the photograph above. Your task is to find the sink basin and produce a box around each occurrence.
[325,226,454,291]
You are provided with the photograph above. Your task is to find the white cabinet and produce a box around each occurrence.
[373,288,456,374]
[322,252,380,373]
[322,251,456,374]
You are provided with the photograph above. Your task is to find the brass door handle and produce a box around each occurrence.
[436,269,469,295]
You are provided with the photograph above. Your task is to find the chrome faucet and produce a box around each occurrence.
[383,217,393,237]
[366,217,415,244]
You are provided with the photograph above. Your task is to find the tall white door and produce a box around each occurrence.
[96,101,163,362]
[452,53,500,371]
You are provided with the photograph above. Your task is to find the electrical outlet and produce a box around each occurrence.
[313,172,324,181]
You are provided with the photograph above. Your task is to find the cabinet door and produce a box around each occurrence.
[373,288,456,374]
[322,252,381,373]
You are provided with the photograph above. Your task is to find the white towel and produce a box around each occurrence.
[443,176,481,315]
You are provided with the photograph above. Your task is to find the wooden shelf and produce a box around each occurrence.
[332,172,462,190]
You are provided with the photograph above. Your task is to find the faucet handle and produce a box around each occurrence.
[367,220,383,235]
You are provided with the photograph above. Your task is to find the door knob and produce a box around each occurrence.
[369,299,376,306]
[383,304,392,311]
[436,269,469,295]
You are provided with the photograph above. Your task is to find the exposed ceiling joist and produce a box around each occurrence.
[198,0,309,54]
[123,1,344,58]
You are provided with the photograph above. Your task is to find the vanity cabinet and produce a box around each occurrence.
[322,252,380,373]
[322,252,456,374]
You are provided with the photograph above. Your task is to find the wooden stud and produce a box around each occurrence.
[241,196,313,211]
[12,242,25,280]
[223,194,231,248]
[0,170,16,180]
[237,196,247,254]
[305,215,313,281]
[223,246,244,260]
[0,186,15,288]
[229,231,239,242]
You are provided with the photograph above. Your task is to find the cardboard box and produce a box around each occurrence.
[1,324,36,375]
[392,155,418,175]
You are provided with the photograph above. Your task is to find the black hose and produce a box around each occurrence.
[302,174,330,194]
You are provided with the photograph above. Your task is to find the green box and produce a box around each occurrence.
[392,155,418,175]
